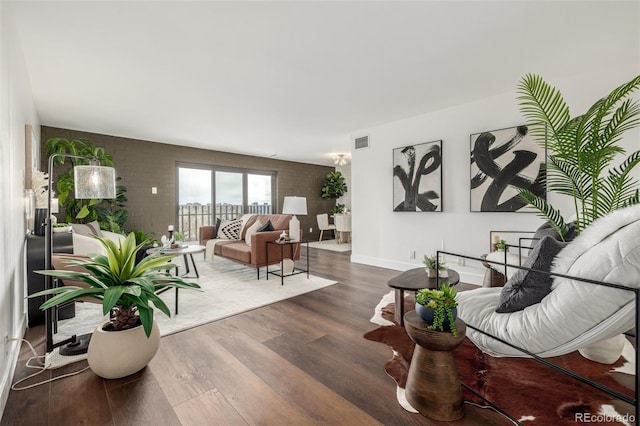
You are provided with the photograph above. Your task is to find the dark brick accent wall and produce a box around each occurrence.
[41,127,335,240]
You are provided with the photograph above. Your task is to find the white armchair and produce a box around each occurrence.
[69,221,125,256]
[316,214,336,241]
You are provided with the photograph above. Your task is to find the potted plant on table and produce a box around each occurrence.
[32,232,201,379]
[422,254,448,278]
[415,283,458,336]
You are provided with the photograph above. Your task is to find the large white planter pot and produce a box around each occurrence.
[88,320,160,379]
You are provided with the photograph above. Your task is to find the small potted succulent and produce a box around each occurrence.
[422,254,448,278]
[496,239,509,252]
[415,283,458,336]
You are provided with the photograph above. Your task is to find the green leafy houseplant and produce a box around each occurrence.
[496,240,508,252]
[46,137,128,232]
[321,171,348,200]
[33,233,201,337]
[517,74,640,239]
[415,283,458,336]
[422,254,446,271]
[331,203,346,214]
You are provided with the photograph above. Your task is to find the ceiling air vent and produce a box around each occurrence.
[354,135,369,150]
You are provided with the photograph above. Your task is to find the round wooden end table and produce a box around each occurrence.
[403,310,467,421]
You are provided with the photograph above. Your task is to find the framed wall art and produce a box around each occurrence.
[393,140,442,212]
[470,125,545,212]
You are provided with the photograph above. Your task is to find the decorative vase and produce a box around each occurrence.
[415,303,457,327]
[426,267,437,278]
[87,320,160,379]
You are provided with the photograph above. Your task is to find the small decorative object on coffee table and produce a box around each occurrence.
[404,311,466,421]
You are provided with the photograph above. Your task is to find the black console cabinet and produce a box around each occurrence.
[26,233,75,327]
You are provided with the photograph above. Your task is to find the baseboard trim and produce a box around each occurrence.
[350,254,484,286]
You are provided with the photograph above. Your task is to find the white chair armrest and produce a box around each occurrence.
[72,229,125,256]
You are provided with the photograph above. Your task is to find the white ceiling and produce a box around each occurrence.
[8,1,640,166]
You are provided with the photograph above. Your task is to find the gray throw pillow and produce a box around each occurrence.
[70,220,103,237]
[496,236,566,313]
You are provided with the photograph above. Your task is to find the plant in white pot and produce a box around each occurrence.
[33,233,201,379]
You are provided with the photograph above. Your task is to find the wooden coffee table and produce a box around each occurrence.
[387,268,459,325]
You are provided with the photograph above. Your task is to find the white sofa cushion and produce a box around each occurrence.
[458,204,640,358]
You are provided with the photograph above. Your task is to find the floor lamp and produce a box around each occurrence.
[44,153,116,355]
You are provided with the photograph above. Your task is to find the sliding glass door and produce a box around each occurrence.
[215,171,244,220]
[177,164,275,240]
[177,167,213,241]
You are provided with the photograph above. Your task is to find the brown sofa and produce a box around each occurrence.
[199,214,301,278]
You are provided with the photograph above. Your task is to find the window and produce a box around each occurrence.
[177,164,275,240]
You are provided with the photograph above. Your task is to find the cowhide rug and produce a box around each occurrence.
[364,291,636,425]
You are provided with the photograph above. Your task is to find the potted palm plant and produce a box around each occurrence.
[415,283,458,336]
[33,232,201,379]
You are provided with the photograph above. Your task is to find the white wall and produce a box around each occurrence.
[350,64,640,284]
[0,2,40,414]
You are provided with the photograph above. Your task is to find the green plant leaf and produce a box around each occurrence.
[519,189,569,238]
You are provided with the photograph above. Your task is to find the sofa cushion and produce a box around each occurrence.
[495,236,566,313]
[218,219,242,240]
[244,220,263,247]
[71,221,103,237]
[220,242,252,264]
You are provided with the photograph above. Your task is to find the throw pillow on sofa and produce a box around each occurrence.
[218,219,243,240]
[495,236,566,313]
[257,220,274,232]
[244,220,263,247]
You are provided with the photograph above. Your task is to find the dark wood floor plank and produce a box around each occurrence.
[176,326,314,425]
[219,328,382,425]
[49,363,113,425]
[173,388,248,426]
[107,372,181,426]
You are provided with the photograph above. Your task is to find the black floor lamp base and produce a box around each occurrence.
[58,333,92,356]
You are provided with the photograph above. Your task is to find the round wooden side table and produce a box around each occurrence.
[403,311,467,421]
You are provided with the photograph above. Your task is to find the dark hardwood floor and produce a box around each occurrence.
[2,247,508,426]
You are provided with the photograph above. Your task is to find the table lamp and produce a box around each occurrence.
[282,196,307,240]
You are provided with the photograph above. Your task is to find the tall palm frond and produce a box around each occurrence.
[517,74,640,237]
[519,190,569,239]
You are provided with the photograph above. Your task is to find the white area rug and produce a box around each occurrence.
[308,239,352,252]
[54,256,337,339]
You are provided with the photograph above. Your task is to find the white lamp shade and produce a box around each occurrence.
[74,165,116,199]
[282,196,307,215]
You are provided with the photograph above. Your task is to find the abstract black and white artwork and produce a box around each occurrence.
[393,140,442,212]
[470,125,545,212]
